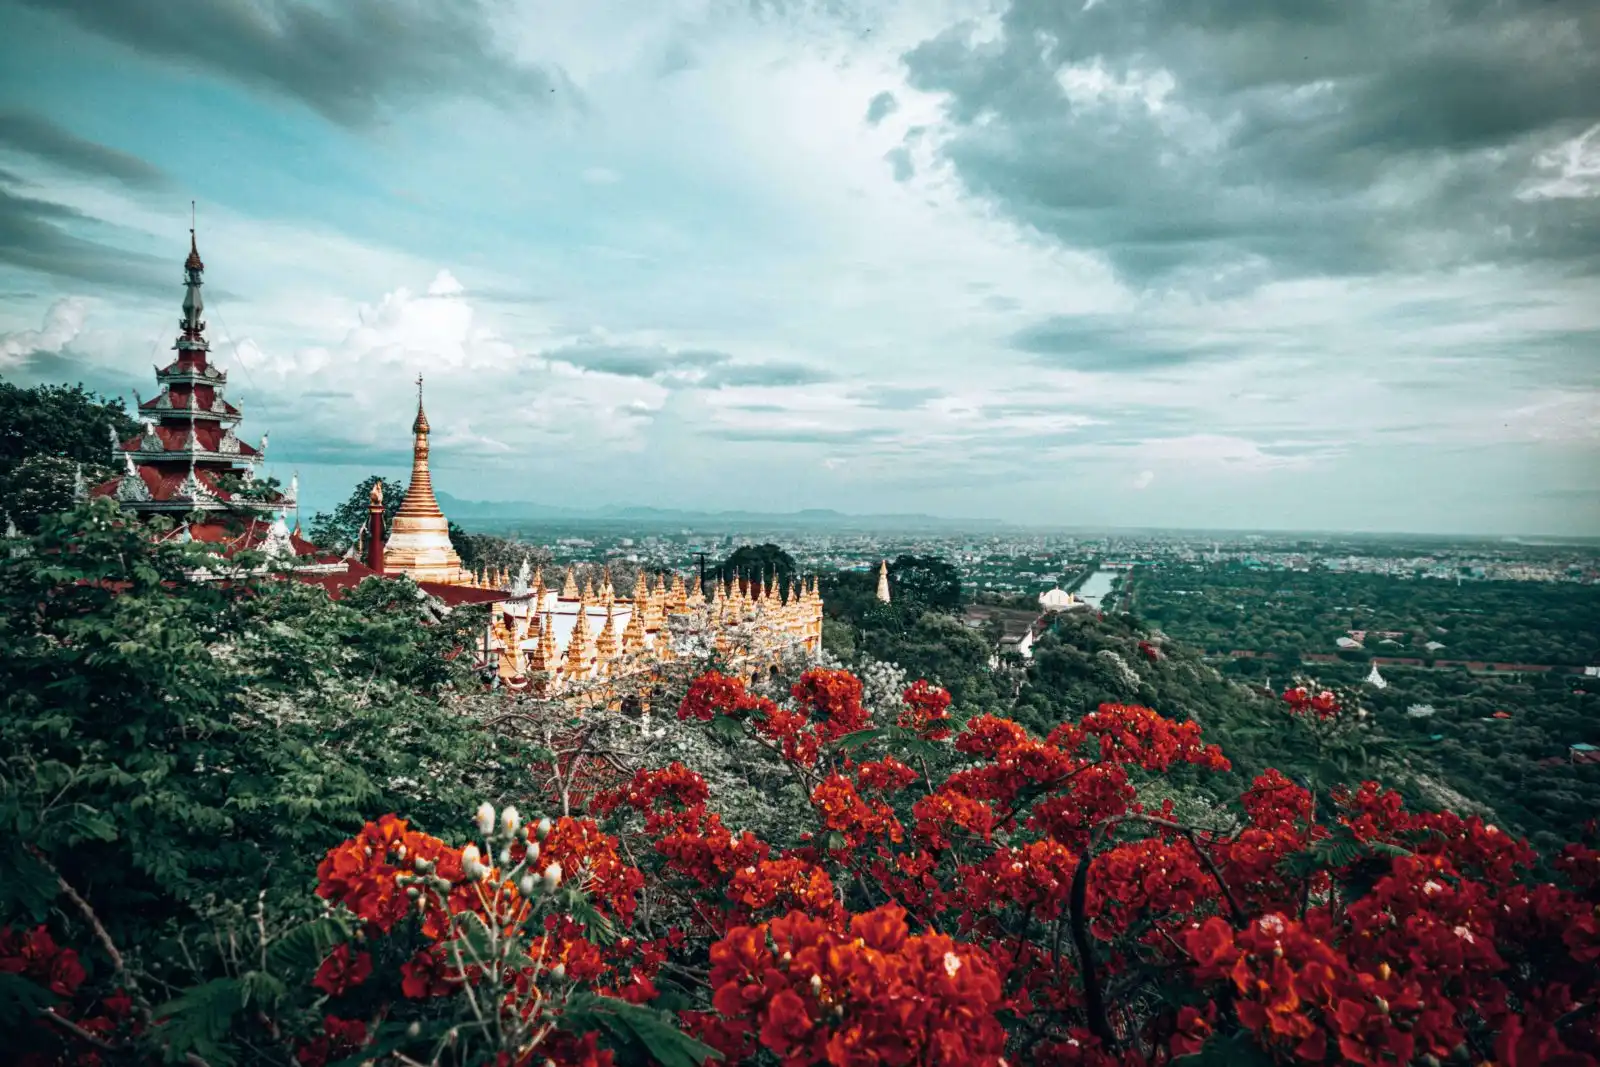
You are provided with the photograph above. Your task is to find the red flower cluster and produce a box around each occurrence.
[295,1016,368,1067]
[593,763,710,816]
[790,668,870,741]
[1282,686,1339,719]
[899,680,954,740]
[311,943,372,998]
[1076,704,1230,772]
[708,905,1008,1066]
[811,774,903,856]
[854,756,919,795]
[0,924,86,998]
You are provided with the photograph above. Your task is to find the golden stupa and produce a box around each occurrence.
[382,378,473,584]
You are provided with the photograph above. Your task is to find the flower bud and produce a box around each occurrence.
[536,816,553,840]
[527,842,540,864]
[462,844,483,880]
[541,863,563,892]
[499,847,512,866]
[519,874,537,898]
[551,963,567,981]
[501,805,521,837]
[809,974,822,994]
[406,886,420,900]
[407,1021,421,1037]
[475,802,496,837]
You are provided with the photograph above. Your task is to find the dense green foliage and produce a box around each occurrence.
[0,379,141,532]
[714,542,795,588]
[1135,562,1600,665]
[1132,562,1600,851]
[0,500,526,1061]
[307,474,403,553]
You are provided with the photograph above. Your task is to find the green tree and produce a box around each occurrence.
[0,498,520,1058]
[888,554,963,613]
[716,542,795,590]
[0,379,140,531]
[307,474,403,553]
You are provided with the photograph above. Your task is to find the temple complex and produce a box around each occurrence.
[358,382,825,697]
[84,229,323,564]
[86,227,823,701]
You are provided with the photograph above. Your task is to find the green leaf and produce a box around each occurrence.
[836,728,887,751]
[1181,1030,1277,1065]
[708,715,744,742]
[266,916,349,975]
[0,844,59,922]
[565,993,722,1067]
[152,977,245,1066]
[0,972,57,1027]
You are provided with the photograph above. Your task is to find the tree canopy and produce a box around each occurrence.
[0,379,140,531]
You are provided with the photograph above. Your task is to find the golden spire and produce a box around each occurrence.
[876,560,891,604]
[580,572,594,601]
[566,601,594,676]
[622,603,646,655]
[383,375,469,583]
[595,601,619,660]
[526,613,548,672]
[688,573,704,606]
[561,566,578,599]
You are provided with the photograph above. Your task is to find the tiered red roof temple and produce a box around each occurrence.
[84,229,317,558]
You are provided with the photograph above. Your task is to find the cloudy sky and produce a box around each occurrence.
[0,0,1596,535]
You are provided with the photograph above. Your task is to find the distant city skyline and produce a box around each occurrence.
[1,0,1596,536]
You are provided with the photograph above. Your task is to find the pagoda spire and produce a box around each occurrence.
[179,209,208,358]
[382,375,468,583]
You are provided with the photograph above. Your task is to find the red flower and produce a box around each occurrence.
[312,944,372,998]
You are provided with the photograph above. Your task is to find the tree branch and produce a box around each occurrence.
[29,846,152,1024]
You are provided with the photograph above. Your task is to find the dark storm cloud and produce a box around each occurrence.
[901,0,1600,288]
[18,0,568,126]
[1011,315,1234,371]
[0,110,168,189]
[0,185,169,294]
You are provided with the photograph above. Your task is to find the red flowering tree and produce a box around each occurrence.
[8,669,1598,1065]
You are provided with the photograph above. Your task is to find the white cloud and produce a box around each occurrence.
[1132,469,1154,490]
[1,298,89,363]
[1518,124,1600,201]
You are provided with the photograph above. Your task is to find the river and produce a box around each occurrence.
[1075,568,1118,610]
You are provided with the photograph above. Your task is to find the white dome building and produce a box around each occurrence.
[1038,586,1080,613]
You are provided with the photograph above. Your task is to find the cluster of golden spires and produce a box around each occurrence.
[486,565,824,700]
[373,377,825,704]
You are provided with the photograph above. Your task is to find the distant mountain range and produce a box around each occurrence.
[434,493,1010,532]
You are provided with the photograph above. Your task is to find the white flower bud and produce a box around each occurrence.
[810,974,822,994]
[407,1021,421,1037]
[501,805,521,836]
[475,802,496,837]
[519,874,537,898]
[462,844,483,880]
[551,963,567,981]
[536,816,553,840]
[499,847,512,866]
[527,841,540,864]
[542,862,563,892]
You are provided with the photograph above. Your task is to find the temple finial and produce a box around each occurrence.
[412,373,429,434]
